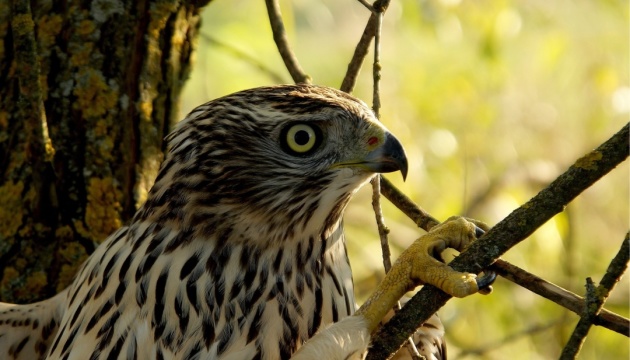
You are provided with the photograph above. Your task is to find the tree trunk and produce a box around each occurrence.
[0,0,210,303]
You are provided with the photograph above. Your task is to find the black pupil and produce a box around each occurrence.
[294,130,311,146]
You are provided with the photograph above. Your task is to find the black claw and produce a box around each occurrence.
[476,270,497,289]
[474,226,485,238]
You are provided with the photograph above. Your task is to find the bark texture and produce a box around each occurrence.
[0,0,211,303]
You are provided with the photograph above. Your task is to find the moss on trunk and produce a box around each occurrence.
[0,0,211,303]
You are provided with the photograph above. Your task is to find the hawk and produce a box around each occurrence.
[0,85,491,359]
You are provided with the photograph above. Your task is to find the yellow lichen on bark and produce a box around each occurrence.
[24,271,48,295]
[94,119,109,137]
[0,181,25,239]
[10,13,34,36]
[56,237,88,291]
[85,177,123,242]
[73,69,119,118]
[138,98,154,121]
[0,267,20,290]
[70,42,95,67]
[36,14,63,47]
[574,151,603,171]
[137,0,179,121]
[148,0,179,37]
[76,19,96,35]
[0,253,48,297]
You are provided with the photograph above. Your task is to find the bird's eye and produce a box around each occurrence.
[281,123,322,155]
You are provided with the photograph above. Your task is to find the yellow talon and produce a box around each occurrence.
[356,216,490,333]
[406,216,487,298]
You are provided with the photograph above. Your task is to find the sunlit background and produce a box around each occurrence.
[180,1,629,358]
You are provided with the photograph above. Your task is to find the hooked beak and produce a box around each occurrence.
[360,132,409,180]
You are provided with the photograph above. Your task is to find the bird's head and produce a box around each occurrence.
[139,85,408,246]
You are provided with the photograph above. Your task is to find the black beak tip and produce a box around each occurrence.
[400,161,408,181]
[386,132,408,181]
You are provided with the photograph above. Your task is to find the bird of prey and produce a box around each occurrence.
[0,85,491,360]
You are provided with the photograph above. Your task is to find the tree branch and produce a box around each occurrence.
[371,11,384,118]
[340,0,391,93]
[264,0,311,84]
[356,0,376,13]
[372,177,392,272]
[340,14,376,93]
[379,177,441,230]
[559,232,629,359]
[379,176,630,336]
[493,258,629,337]
[369,3,388,271]
[367,7,421,357]
[368,123,629,359]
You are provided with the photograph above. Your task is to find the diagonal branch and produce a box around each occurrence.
[367,122,629,359]
[340,0,390,93]
[340,14,377,93]
[380,176,630,336]
[264,0,311,84]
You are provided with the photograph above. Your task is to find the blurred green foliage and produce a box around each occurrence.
[181,0,628,358]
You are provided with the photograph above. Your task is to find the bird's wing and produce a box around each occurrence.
[0,289,67,360]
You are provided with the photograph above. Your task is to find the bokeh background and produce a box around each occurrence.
[180,1,629,358]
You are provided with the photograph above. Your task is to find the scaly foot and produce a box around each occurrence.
[293,216,495,359]
[356,216,495,333]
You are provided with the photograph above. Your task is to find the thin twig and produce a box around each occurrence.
[371,12,383,118]
[559,232,629,359]
[264,0,311,84]
[199,33,286,83]
[340,0,393,94]
[493,258,629,336]
[356,0,376,13]
[558,278,598,360]
[367,5,421,358]
[340,14,378,93]
[369,4,389,273]
[372,177,392,272]
[339,0,396,93]
[339,0,390,93]
[379,176,441,229]
[368,123,629,359]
